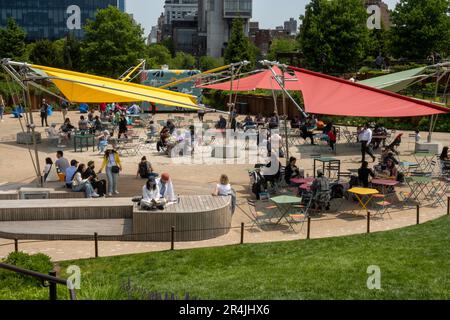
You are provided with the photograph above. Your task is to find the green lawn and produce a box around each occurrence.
[2,215,450,300]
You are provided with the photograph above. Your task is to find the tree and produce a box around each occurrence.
[28,39,63,67]
[389,0,450,60]
[198,56,224,71]
[267,38,299,62]
[146,44,171,68]
[224,19,256,69]
[298,0,371,74]
[81,6,146,78]
[169,52,196,69]
[0,18,27,60]
[62,33,82,71]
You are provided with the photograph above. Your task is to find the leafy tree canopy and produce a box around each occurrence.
[0,18,27,60]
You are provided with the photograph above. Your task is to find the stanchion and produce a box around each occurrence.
[14,238,18,252]
[48,271,57,300]
[367,212,371,234]
[94,232,98,258]
[240,223,244,245]
[416,205,420,225]
[447,197,449,216]
[171,226,175,251]
[307,217,311,240]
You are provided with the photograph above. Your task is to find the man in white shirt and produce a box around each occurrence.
[156,173,177,202]
[358,124,376,163]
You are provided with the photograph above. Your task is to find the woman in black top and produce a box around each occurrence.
[358,161,375,188]
[118,115,128,139]
[82,161,107,197]
[285,157,301,185]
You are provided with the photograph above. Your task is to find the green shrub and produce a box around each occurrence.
[0,251,53,288]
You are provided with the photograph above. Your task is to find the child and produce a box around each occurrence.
[328,127,337,152]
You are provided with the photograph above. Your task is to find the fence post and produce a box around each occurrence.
[94,232,98,258]
[171,226,175,251]
[447,197,449,216]
[416,205,420,225]
[367,212,371,234]
[307,217,311,240]
[240,223,244,245]
[14,238,18,252]
[48,271,57,301]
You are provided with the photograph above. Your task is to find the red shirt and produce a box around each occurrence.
[328,131,336,142]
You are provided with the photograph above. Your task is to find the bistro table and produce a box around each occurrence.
[74,133,95,152]
[290,177,315,185]
[270,195,303,231]
[313,157,341,180]
[371,179,399,195]
[406,176,433,202]
[348,187,379,214]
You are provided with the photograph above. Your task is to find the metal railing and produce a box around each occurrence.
[0,262,77,300]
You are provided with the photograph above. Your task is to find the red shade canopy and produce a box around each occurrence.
[200,65,449,118]
[200,67,299,91]
[288,66,449,117]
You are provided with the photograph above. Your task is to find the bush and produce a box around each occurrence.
[0,251,53,288]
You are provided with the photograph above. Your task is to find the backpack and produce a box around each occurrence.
[139,162,149,179]
[331,184,344,199]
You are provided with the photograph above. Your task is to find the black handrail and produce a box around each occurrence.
[0,262,77,300]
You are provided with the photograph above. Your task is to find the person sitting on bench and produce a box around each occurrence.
[140,178,163,210]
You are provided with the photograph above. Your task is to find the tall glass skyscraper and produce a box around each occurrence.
[0,0,124,41]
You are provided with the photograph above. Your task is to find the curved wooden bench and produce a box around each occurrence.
[132,195,232,242]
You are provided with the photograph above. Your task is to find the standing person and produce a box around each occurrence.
[40,98,50,127]
[358,123,376,163]
[98,149,122,196]
[198,107,205,122]
[72,164,100,198]
[118,115,128,139]
[83,161,107,197]
[61,99,69,121]
[415,129,421,143]
[55,151,70,175]
[327,126,337,152]
[0,94,5,122]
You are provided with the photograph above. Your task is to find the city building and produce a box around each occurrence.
[0,0,125,41]
[284,18,298,36]
[164,0,198,25]
[198,0,253,58]
[148,26,158,45]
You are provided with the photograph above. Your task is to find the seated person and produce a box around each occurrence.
[291,116,300,129]
[83,161,107,197]
[46,123,66,146]
[78,115,90,132]
[147,121,157,138]
[216,115,227,129]
[213,174,232,196]
[379,159,398,181]
[128,103,141,115]
[137,156,158,179]
[372,125,388,150]
[42,157,60,182]
[97,130,110,154]
[140,178,163,210]
[358,161,375,188]
[60,118,75,140]
[285,157,302,185]
[310,170,330,211]
[262,157,282,187]
[156,173,177,202]
[300,123,315,145]
[92,116,103,133]
[439,147,450,175]
[166,120,176,134]
[381,149,399,168]
[255,114,265,125]
[71,163,99,198]
[87,109,95,122]
[268,113,279,129]
[157,127,171,152]
[65,160,79,188]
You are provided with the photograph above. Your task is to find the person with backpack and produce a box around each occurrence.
[136,156,158,179]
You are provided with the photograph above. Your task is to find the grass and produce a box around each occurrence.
[2,215,450,300]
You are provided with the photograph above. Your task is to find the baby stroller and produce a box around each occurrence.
[386,133,403,155]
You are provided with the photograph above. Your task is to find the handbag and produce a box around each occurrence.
[111,165,120,174]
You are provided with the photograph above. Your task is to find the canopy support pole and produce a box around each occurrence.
[281,68,290,163]
[428,68,448,142]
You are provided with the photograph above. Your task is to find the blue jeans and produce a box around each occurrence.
[72,182,95,198]
[0,107,4,120]
[106,167,118,193]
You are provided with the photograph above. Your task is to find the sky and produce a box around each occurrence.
[126,0,400,37]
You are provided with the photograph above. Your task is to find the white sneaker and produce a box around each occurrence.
[107,193,112,197]
[114,191,120,195]
[92,192,100,198]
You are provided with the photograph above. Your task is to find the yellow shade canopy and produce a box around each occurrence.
[30,64,200,110]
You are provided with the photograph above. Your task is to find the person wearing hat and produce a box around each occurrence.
[65,159,79,188]
[83,161,107,197]
[156,173,176,202]
[97,130,110,154]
